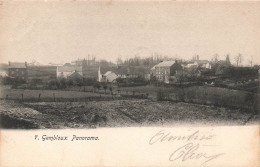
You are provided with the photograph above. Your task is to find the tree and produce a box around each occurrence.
[48,80,57,89]
[175,70,189,85]
[67,79,73,87]
[1,76,14,85]
[245,92,258,114]
[96,84,101,93]
[58,78,67,89]
[93,83,101,93]
[248,55,253,67]
[75,78,83,87]
[103,84,108,94]
[212,54,219,63]
[175,71,188,101]
[170,61,183,76]
[116,57,123,65]
[234,53,242,67]
[109,86,113,94]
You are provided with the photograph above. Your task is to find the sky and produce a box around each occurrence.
[0,1,260,65]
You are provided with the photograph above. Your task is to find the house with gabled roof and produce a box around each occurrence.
[67,70,83,81]
[27,65,57,83]
[8,62,28,81]
[151,61,175,83]
[101,71,118,83]
[57,65,82,79]
[183,56,211,69]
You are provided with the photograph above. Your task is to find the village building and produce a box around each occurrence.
[195,60,211,69]
[27,65,57,83]
[57,66,82,79]
[101,71,118,83]
[98,65,150,83]
[0,71,8,78]
[8,62,28,81]
[65,57,151,82]
[0,63,8,78]
[67,70,83,81]
[151,61,176,83]
[82,58,99,79]
[183,55,211,69]
[115,65,150,79]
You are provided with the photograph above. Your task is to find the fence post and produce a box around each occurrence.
[21,93,23,101]
[53,93,55,102]
[38,93,41,101]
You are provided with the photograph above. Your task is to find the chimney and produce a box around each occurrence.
[197,55,199,60]
[8,61,11,66]
[25,61,27,67]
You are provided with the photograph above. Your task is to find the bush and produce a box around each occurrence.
[156,89,165,101]
[116,76,148,87]
[1,76,26,86]
[83,78,98,86]
[222,67,258,80]
[59,78,67,89]
[245,92,258,113]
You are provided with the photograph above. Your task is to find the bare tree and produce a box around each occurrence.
[116,57,123,65]
[234,53,242,67]
[212,54,219,63]
[248,55,253,67]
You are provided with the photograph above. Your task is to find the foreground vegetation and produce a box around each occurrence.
[0,99,258,129]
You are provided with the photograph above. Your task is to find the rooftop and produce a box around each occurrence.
[152,61,175,68]
[57,66,82,72]
[195,60,209,64]
[103,71,113,76]
[8,62,27,68]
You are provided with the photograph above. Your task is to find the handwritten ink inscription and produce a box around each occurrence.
[169,142,224,164]
[149,130,225,165]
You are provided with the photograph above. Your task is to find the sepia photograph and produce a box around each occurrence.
[0,1,259,166]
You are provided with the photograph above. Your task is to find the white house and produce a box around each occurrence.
[0,71,8,77]
[102,71,118,82]
[195,60,211,69]
[183,60,211,69]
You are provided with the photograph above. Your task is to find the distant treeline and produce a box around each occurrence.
[117,54,174,67]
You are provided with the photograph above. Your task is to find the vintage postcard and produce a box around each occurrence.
[0,1,259,166]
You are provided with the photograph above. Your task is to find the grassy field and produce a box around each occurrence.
[0,85,259,129]
[1,85,259,111]
[0,88,112,101]
[118,85,260,111]
[172,86,260,111]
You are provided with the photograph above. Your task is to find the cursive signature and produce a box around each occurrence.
[169,142,224,164]
[149,130,214,145]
